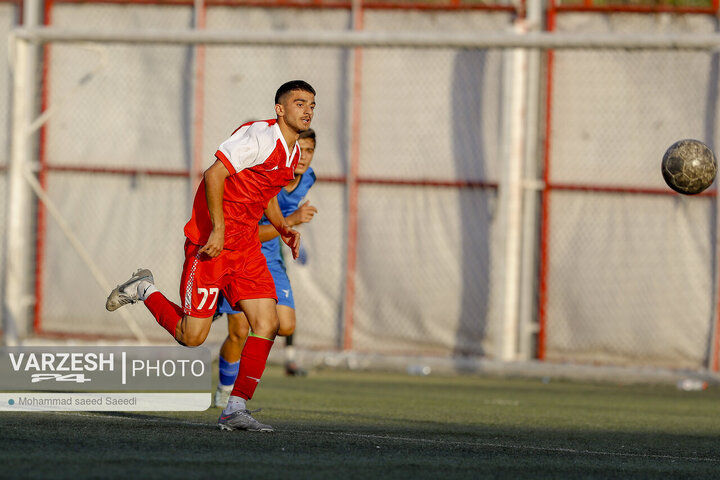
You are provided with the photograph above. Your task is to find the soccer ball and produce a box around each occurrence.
[661,139,717,195]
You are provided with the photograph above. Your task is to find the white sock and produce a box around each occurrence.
[217,384,232,393]
[224,395,247,415]
[285,346,296,363]
[137,281,157,301]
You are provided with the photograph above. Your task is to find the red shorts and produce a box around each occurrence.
[179,239,277,318]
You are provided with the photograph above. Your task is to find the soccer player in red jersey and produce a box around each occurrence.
[106,80,316,432]
[214,129,319,408]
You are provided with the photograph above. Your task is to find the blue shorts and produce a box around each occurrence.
[216,261,294,314]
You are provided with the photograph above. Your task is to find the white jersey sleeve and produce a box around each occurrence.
[215,121,276,175]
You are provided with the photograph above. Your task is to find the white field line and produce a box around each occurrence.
[318,431,720,463]
[47,411,209,428]
[44,411,720,463]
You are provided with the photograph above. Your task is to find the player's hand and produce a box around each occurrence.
[279,225,301,259]
[199,227,224,258]
[287,201,317,226]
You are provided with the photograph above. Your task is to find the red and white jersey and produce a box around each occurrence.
[184,119,300,250]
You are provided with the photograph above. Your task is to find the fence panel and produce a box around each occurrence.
[22,4,513,356]
[6,2,720,372]
[542,11,720,369]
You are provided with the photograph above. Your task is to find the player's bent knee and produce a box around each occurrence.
[182,337,203,347]
[278,325,295,337]
[227,330,248,344]
[252,319,279,338]
[182,331,209,347]
[277,306,296,337]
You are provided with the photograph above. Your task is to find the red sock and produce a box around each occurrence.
[231,335,274,400]
[144,292,183,338]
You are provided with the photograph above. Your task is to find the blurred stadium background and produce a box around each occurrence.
[2,0,720,376]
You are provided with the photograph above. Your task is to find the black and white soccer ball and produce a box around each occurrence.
[661,139,717,195]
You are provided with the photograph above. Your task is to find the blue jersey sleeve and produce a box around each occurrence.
[261,168,316,264]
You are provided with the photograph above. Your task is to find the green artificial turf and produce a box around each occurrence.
[2,366,719,479]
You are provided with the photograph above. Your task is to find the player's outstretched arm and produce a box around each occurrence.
[287,200,318,226]
[265,196,300,259]
[199,160,230,258]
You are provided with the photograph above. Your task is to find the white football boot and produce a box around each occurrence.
[105,268,154,311]
[218,409,273,432]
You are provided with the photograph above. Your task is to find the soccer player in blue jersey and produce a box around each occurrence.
[214,128,318,407]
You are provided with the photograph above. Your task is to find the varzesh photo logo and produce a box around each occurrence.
[0,346,211,411]
[12,351,115,385]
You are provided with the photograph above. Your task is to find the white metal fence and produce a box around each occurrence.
[3,2,720,372]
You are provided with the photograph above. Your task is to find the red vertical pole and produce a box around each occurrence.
[342,0,364,351]
[536,0,556,360]
[192,0,207,187]
[33,0,54,334]
[16,0,23,25]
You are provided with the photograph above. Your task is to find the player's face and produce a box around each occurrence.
[277,90,315,133]
[296,138,315,175]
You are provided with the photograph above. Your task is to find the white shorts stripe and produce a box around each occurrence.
[184,253,201,314]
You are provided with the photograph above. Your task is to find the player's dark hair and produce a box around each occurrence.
[298,128,316,146]
[275,80,316,105]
